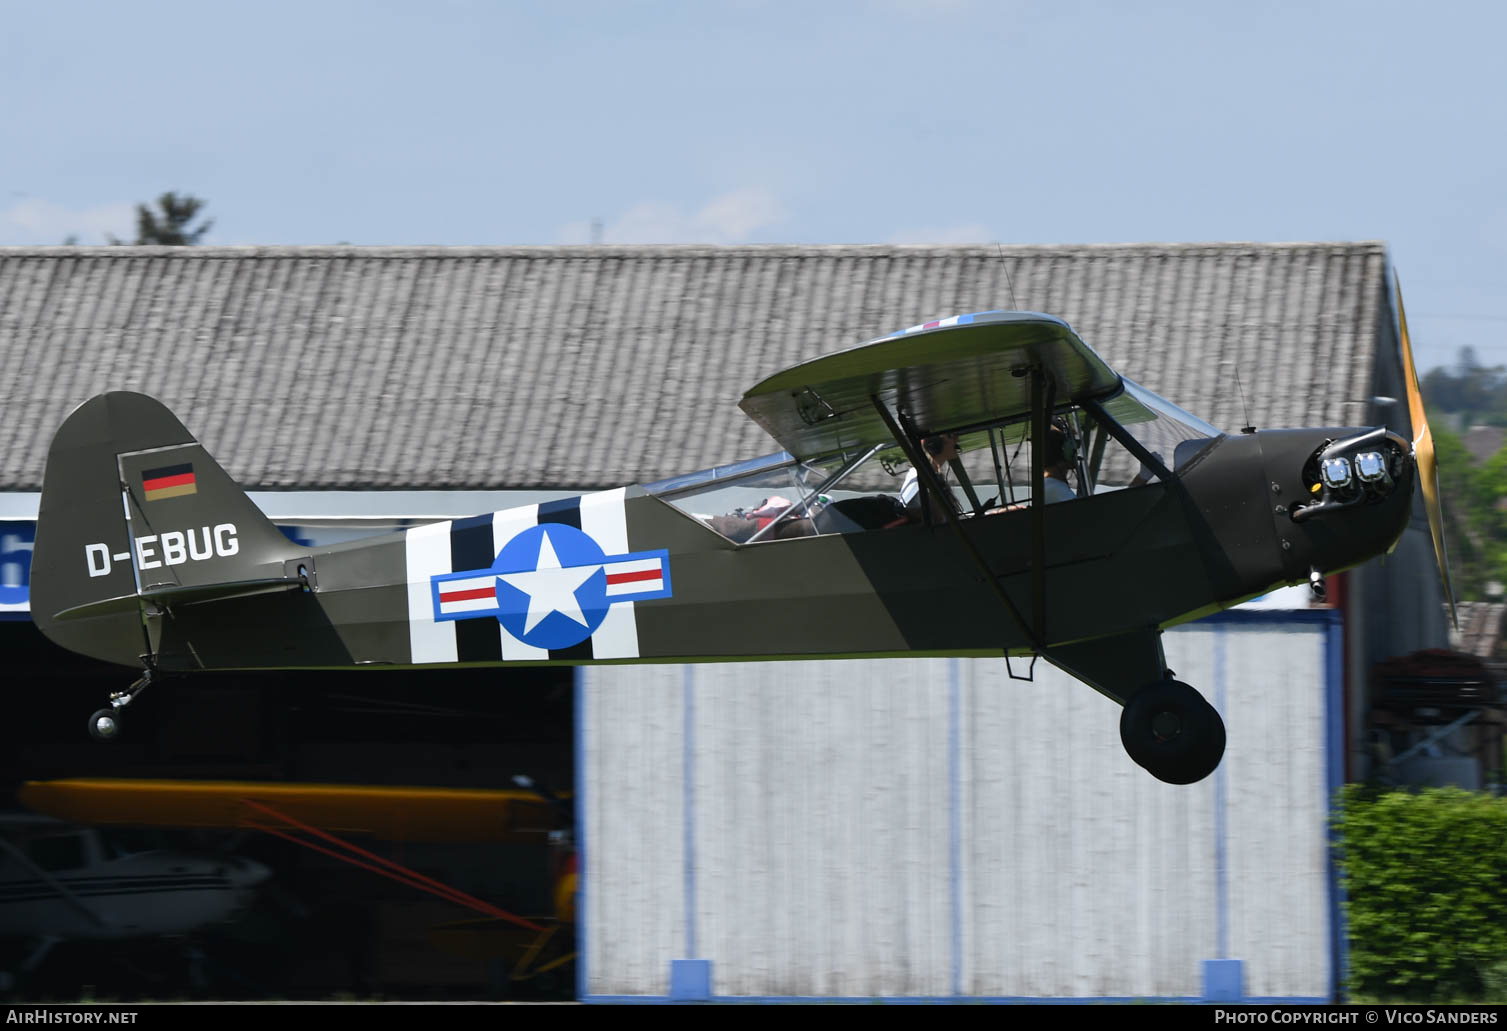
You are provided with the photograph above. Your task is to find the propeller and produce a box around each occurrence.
[1396,271,1458,629]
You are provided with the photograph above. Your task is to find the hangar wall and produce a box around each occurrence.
[579,612,1340,1002]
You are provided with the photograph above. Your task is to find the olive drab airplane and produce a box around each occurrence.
[30,280,1453,785]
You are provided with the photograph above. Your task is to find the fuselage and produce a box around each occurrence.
[0,827,269,941]
[122,425,1412,673]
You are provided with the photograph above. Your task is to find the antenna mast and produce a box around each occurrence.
[996,243,1019,310]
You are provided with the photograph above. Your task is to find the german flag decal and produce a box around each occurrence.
[142,463,197,501]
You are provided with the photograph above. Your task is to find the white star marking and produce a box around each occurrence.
[497,529,601,634]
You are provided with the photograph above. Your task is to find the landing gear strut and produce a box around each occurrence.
[1119,679,1225,784]
[87,668,156,741]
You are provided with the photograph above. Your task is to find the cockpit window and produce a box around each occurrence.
[28,833,86,872]
[650,422,1088,542]
[648,448,881,542]
[641,450,797,496]
[100,828,160,860]
[650,382,1222,543]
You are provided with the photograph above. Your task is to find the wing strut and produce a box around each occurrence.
[947,456,986,515]
[869,394,1041,649]
[745,443,883,543]
[987,427,1013,505]
[1030,369,1052,646]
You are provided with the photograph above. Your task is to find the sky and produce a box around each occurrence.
[1,0,1502,373]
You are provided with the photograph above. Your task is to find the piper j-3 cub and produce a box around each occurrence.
[31,285,1451,785]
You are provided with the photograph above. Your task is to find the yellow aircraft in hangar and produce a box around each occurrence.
[13,777,577,995]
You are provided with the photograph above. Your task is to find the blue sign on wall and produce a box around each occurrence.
[0,521,34,609]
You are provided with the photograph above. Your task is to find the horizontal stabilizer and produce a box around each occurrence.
[52,576,306,623]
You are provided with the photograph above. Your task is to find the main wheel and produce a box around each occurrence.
[87,708,121,741]
[1119,680,1225,784]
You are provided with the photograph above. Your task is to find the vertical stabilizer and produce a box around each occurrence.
[32,392,302,668]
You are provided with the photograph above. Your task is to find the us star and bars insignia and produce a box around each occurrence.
[430,522,671,652]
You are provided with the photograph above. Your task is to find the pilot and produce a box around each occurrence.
[995,422,1077,511]
[1039,422,1077,503]
[899,432,962,523]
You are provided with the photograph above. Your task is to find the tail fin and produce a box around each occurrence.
[32,392,303,667]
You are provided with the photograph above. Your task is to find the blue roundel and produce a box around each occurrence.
[492,524,610,650]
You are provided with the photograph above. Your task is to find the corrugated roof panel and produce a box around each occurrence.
[0,243,1391,490]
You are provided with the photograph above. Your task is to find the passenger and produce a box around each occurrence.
[899,432,962,523]
[706,495,817,541]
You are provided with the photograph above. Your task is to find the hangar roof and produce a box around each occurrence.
[0,243,1395,490]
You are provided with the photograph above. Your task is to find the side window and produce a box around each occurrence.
[100,828,159,860]
[651,386,1222,539]
[654,447,916,542]
[807,452,912,534]
[948,418,1089,508]
[953,427,1026,507]
[28,833,87,872]
[652,394,1209,543]
[655,453,851,543]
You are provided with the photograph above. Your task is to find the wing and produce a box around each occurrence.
[739,311,1122,459]
[18,779,561,843]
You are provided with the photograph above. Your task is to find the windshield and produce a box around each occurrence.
[1097,378,1223,477]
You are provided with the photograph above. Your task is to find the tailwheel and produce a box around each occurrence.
[1119,679,1225,784]
[88,708,122,741]
[86,668,155,741]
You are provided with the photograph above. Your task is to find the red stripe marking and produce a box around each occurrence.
[440,586,496,603]
[607,569,661,585]
[143,472,196,491]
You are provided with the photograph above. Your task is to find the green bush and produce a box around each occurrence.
[1336,786,1507,1000]
[1483,959,1507,1002]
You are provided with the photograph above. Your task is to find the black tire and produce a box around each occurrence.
[1119,680,1225,784]
[87,708,121,741]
